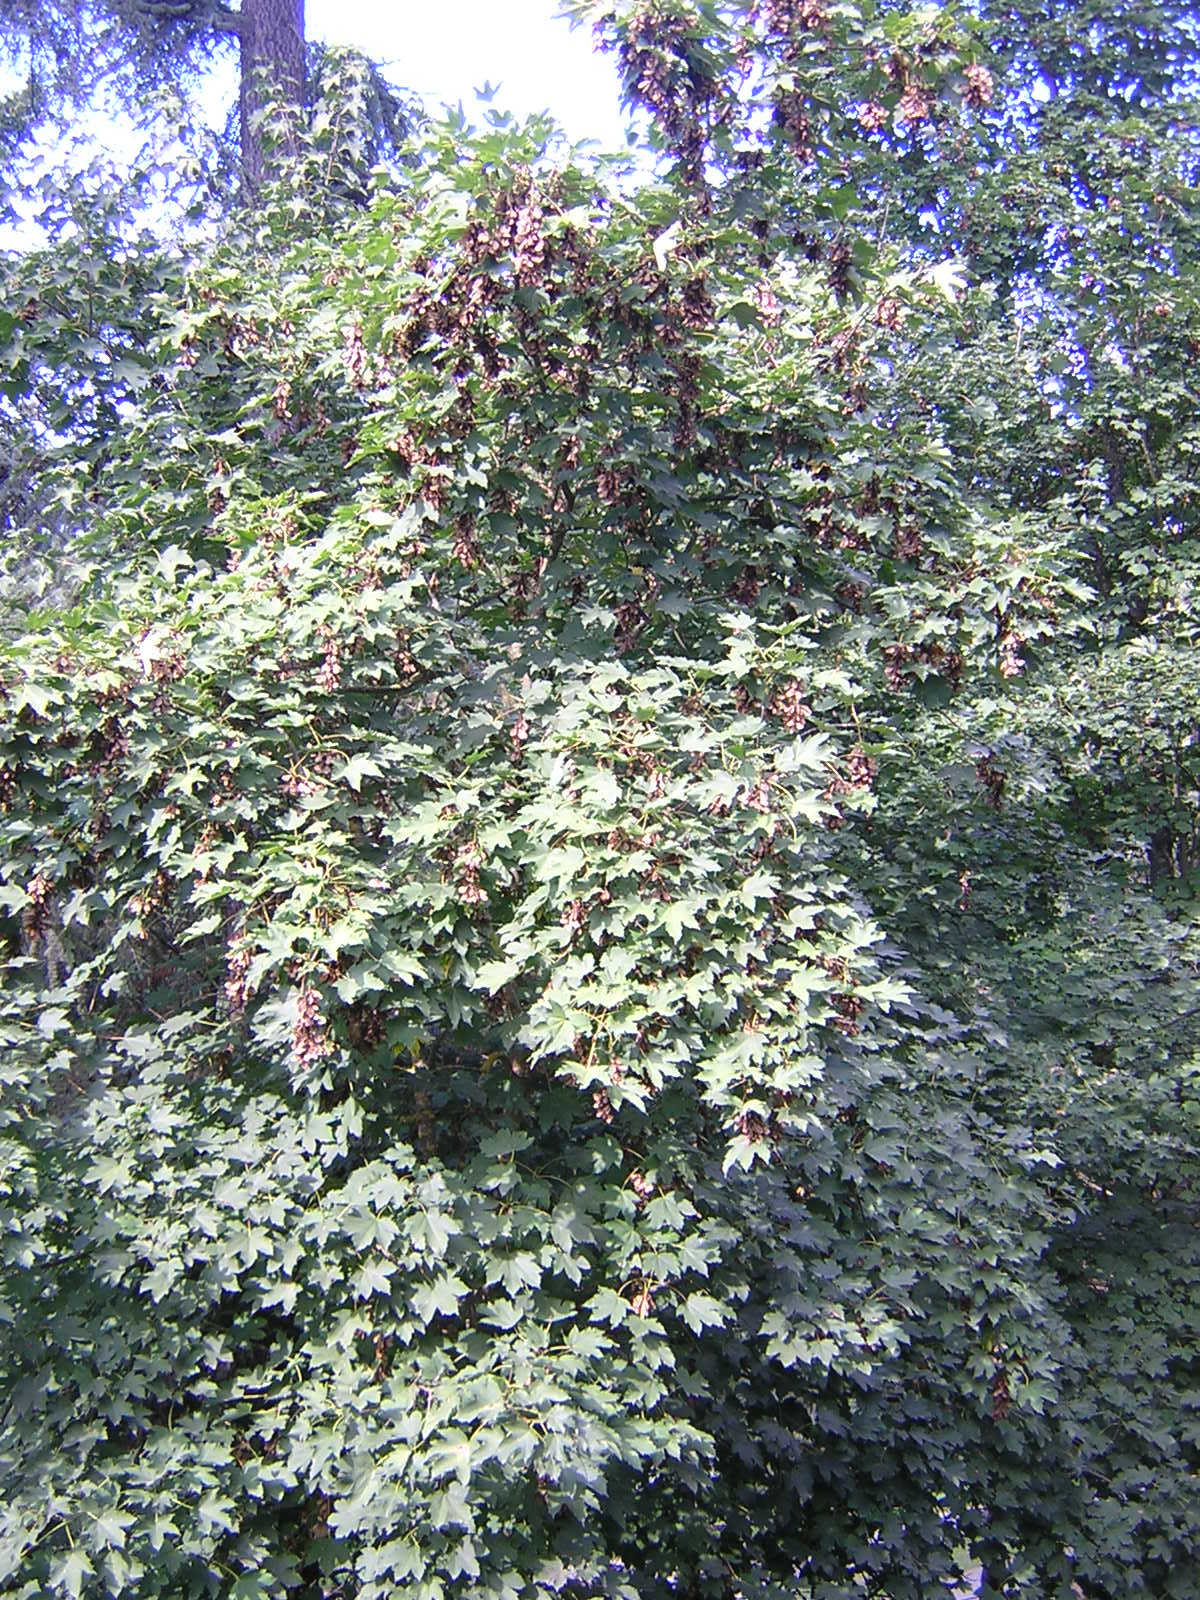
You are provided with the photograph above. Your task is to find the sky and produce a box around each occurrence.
[311,0,631,150]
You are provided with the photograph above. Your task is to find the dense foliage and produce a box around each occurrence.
[1,3,1198,1597]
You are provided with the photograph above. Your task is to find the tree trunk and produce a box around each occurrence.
[237,0,305,197]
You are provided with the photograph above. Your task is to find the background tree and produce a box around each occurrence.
[0,0,350,191]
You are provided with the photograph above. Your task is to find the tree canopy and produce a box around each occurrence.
[0,4,1198,1599]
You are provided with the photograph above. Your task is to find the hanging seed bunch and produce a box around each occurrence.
[291,985,334,1069]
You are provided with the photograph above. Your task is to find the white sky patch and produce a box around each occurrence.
[308,0,630,149]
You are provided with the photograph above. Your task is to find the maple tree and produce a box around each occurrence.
[0,3,1198,1597]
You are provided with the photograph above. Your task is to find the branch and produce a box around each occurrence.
[209,4,245,38]
[133,0,244,35]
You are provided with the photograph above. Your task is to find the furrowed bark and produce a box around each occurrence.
[237,0,305,198]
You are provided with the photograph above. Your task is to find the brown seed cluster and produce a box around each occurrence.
[771,679,810,734]
[846,748,875,789]
[875,295,907,333]
[754,281,782,326]
[281,768,322,802]
[128,871,170,938]
[998,631,1025,678]
[512,191,547,289]
[346,1005,385,1049]
[884,641,963,691]
[976,755,1006,809]
[145,644,186,685]
[343,321,368,390]
[826,748,876,799]
[95,714,130,769]
[964,63,995,110]
[742,776,772,813]
[761,0,827,32]
[453,516,480,570]
[897,84,932,126]
[614,600,647,654]
[857,100,889,133]
[730,565,761,607]
[316,625,342,694]
[610,4,717,183]
[393,172,561,386]
[827,239,853,299]
[629,1169,655,1201]
[456,840,489,907]
[671,351,701,450]
[991,1365,1011,1420]
[292,986,335,1070]
[822,747,876,828]
[681,275,714,330]
[510,711,530,763]
[830,991,864,1035]
[894,522,924,560]
[736,1109,769,1142]
[225,942,254,1013]
[22,872,52,948]
[773,90,814,159]
[630,1283,654,1317]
